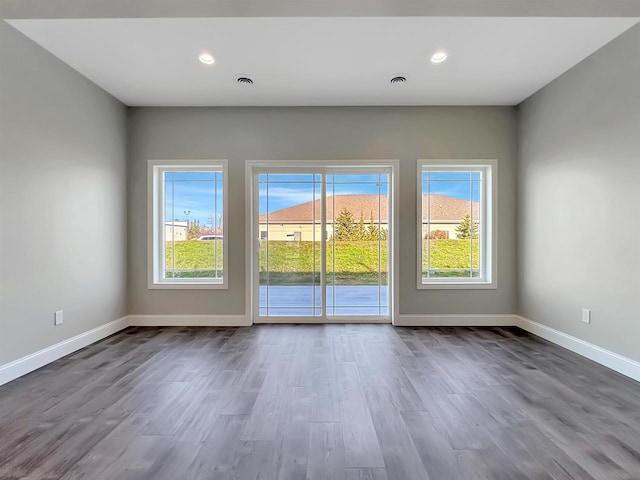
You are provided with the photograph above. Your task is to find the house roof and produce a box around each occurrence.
[259,194,479,223]
[422,194,480,222]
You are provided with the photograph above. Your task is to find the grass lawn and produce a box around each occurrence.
[422,239,479,278]
[261,241,387,272]
[165,239,478,281]
[165,240,224,278]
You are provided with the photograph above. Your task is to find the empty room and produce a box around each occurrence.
[1,1,639,479]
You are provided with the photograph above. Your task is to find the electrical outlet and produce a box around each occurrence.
[581,308,591,324]
[54,310,64,325]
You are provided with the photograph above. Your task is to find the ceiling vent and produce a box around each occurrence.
[390,75,407,85]
[235,75,254,85]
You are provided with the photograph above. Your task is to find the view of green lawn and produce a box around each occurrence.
[423,239,480,278]
[261,241,388,285]
[165,239,479,280]
[165,240,224,278]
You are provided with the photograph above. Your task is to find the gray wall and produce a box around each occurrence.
[0,22,128,364]
[518,24,640,362]
[128,106,517,317]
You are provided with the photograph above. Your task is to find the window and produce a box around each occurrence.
[149,160,227,289]
[418,159,496,288]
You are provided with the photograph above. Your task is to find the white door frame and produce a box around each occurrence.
[244,160,399,324]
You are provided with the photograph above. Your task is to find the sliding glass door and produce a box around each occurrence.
[253,165,391,322]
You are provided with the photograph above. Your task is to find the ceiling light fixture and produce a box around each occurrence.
[430,51,448,64]
[198,53,215,65]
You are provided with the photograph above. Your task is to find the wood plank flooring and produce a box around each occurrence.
[1,325,639,480]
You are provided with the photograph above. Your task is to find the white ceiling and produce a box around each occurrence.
[7,17,639,106]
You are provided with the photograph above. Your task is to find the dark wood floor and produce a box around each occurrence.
[1,325,639,480]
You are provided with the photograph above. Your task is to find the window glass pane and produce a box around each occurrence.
[264,173,317,183]
[164,173,175,278]
[326,173,389,317]
[330,173,385,183]
[259,173,322,316]
[471,178,480,277]
[421,166,486,282]
[161,167,224,282]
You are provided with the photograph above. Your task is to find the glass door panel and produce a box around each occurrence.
[326,173,389,317]
[258,173,322,316]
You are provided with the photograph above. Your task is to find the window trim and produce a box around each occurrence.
[417,159,497,290]
[148,159,228,289]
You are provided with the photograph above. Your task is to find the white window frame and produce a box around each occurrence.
[148,159,228,289]
[417,159,497,289]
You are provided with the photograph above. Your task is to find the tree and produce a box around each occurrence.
[367,211,379,241]
[356,212,367,240]
[334,208,356,240]
[333,208,389,241]
[366,211,388,241]
[188,219,202,239]
[455,214,479,239]
[208,212,223,235]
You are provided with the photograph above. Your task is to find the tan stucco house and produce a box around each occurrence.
[259,194,479,241]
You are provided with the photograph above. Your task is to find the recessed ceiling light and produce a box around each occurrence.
[198,53,215,65]
[430,51,448,64]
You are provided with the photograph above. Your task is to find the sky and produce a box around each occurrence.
[164,171,223,227]
[164,171,480,226]
[422,171,481,203]
[258,173,389,214]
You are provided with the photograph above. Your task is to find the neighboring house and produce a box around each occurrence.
[259,194,479,241]
[165,221,188,241]
[420,194,481,240]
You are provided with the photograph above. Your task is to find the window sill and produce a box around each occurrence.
[417,281,497,290]
[148,281,228,290]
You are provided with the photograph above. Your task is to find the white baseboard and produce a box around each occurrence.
[395,314,639,383]
[515,316,640,383]
[3,313,637,387]
[128,314,251,327]
[394,314,518,327]
[0,316,129,387]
